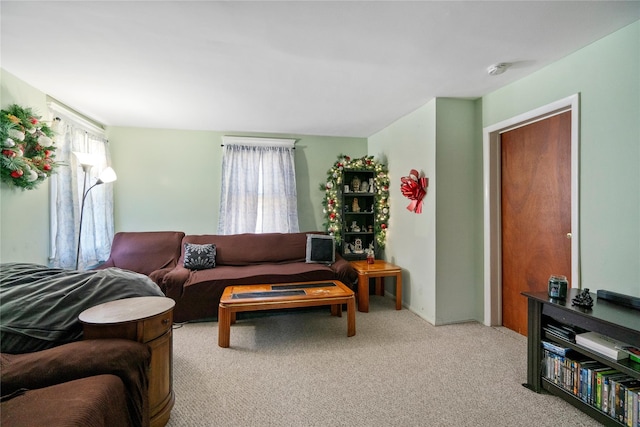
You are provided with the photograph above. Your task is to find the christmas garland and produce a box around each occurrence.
[320,155,390,249]
[1,104,59,190]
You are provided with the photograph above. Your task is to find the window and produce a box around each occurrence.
[48,101,115,269]
[217,137,299,235]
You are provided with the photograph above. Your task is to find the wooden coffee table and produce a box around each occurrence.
[218,280,356,348]
[350,260,402,312]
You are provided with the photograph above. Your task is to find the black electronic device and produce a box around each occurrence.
[596,289,640,310]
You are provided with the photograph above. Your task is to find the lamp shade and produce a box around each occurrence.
[72,151,98,167]
[98,167,117,184]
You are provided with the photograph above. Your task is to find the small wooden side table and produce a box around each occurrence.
[350,260,402,312]
[79,296,175,427]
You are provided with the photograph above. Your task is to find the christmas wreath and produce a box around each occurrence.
[1,104,59,190]
[320,155,390,249]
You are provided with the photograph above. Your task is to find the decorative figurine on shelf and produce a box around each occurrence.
[571,288,594,308]
[353,238,364,254]
[351,176,361,192]
[360,180,369,193]
[369,178,374,192]
[352,197,360,213]
[351,221,360,232]
[368,225,373,232]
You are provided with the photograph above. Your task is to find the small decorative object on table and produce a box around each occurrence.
[547,275,568,299]
[366,249,375,264]
[571,288,594,308]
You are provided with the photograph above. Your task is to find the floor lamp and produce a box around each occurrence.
[75,155,117,270]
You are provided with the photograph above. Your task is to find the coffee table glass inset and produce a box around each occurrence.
[218,280,356,348]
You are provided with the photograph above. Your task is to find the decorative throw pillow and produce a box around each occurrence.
[305,234,335,264]
[183,243,216,270]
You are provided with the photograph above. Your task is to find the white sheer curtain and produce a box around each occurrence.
[218,140,299,235]
[49,112,115,270]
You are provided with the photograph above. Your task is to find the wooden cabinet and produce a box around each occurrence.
[523,289,640,426]
[341,169,376,260]
[79,297,175,427]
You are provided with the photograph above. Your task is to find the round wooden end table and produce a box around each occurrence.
[79,296,175,427]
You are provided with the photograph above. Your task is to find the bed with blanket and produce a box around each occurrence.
[0,262,164,354]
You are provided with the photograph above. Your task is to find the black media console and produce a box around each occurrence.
[523,288,640,426]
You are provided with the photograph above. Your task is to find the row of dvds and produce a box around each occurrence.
[543,346,640,426]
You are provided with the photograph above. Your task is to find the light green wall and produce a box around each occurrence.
[483,20,640,296]
[0,69,52,264]
[106,128,367,234]
[434,98,483,324]
[368,98,482,325]
[369,100,438,323]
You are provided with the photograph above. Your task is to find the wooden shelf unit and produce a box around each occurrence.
[341,169,376,260]
[523,289,640,427]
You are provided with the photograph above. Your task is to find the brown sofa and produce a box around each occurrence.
[1,339,151,427]
[97,231,358,323]
[163,232,358,322]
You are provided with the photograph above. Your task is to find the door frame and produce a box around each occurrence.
[482,94,580,326]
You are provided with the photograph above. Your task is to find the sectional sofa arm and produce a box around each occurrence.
[149,267,176,290]
[331,255,358,287]
[161,266,191,299]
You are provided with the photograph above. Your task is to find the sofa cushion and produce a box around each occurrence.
[1,374,132,427]
[181,232,319,266]
[183,243,216,270]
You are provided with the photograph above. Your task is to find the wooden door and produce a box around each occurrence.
[501,111,572,335]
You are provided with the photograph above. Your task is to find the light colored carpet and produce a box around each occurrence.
[167,296,602,427]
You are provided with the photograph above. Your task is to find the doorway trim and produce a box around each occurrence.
[482,94,580,326]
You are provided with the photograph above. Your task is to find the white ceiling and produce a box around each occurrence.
[2,1,639,138]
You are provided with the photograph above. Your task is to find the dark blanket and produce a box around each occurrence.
[0,263,164,354]
[1,339,151,427]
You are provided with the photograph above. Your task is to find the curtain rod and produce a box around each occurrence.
[221,136,297,148]
[220,144,296,149]
[47,99,105,136]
